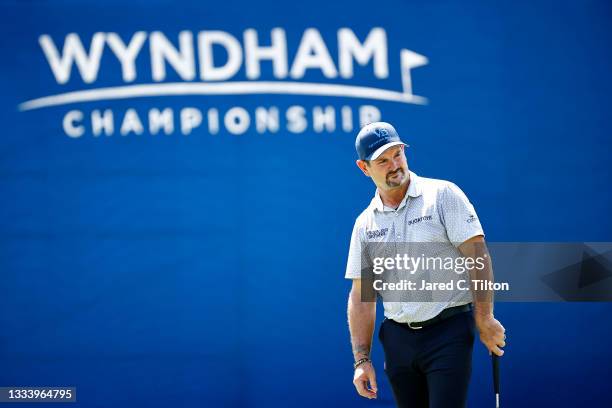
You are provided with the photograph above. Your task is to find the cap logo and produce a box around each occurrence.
[375,128,389,137]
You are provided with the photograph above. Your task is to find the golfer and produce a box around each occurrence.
[346,122,506,407]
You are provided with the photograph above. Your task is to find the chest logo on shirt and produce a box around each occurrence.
[367,228,389,239]
[407,215,433,226]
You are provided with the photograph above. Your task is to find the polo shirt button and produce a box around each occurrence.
[397,235,401,239]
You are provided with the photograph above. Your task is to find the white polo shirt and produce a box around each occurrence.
[345,171,485,324]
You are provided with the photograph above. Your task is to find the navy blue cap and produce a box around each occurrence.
[355,122,407,161]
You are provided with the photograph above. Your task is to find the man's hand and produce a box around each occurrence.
[475,314,506,356]
[353,361,378,399]
[348,279,378,398]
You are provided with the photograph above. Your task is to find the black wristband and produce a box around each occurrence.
[353,357,371,369]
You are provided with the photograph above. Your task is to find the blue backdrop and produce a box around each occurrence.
[1,0,611,406]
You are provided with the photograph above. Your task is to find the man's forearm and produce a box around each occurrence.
[470,250,494,318]
[347,284,376,361]
[459,236,507,355]
[460,237,494,318]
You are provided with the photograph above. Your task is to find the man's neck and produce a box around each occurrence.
[379,174,411,209]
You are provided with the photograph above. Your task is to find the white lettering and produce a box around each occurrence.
[63,110,85,137]
[313,106,335,133]
[341,106,353,132]
[255,107,280,134]
[359,105,381,127]
[39,33,105,84]
[106,32,147,82]
[457,280,468,290]
[149,108,174,135]
[207,108,219,135]
[198,31,243,81]
[290,28,338,79]
[150,31,195,81]
[91,109,114,136]
[286,105,307,133]
[244,28,288,79]
[338,28,388,79]
[120,109,144,135]
[180,107,202,135]
[224,107,250,135]
[373,257,384,274]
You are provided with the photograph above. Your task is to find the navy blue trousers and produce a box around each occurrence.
[378,311,475,408]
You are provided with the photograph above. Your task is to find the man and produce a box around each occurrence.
[345,122,506,408]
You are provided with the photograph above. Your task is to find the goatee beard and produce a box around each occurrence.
[386,169,405,187]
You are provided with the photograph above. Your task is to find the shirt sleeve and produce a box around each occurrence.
[440,182,485,246]
[345,220,365,279]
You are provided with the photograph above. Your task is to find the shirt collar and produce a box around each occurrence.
[370,171,422,212]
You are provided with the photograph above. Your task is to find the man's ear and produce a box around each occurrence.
[356,160,370,177]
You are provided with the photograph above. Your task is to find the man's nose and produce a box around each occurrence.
[390,156,402,170]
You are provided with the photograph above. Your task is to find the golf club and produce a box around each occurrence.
[492,354,500,408]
